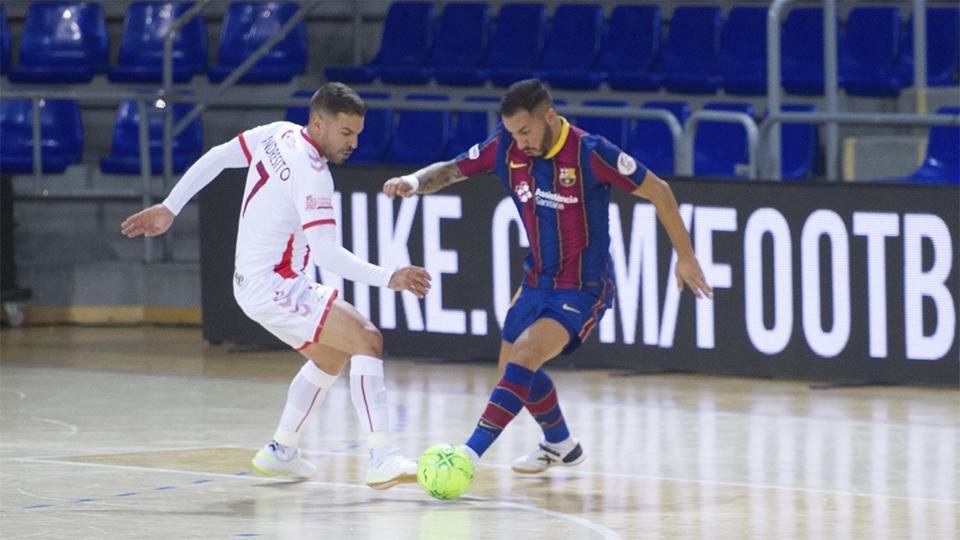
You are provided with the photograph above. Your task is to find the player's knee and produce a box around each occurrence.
[355,323,383,357]
[507,342,541,370]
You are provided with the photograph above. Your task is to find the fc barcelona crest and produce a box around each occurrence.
[558,167,577,187]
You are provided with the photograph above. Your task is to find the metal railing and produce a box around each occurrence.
[766,0,933,181]
[678,110,759,178]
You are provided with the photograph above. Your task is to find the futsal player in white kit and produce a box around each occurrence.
[121,83,430,489]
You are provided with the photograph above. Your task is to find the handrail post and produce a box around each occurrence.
[173,1,323,138]
[766,0,791,180]
[913,0,928,114]
[824,0,839,181]
[31,97,42,183]
[137,99,153,263]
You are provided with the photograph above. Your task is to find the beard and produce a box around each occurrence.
[521,123,555,157]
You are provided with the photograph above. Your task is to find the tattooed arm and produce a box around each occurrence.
[382,160,468,199]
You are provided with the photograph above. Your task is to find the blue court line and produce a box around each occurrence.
[234,534,259,538]
[23,479,216,509]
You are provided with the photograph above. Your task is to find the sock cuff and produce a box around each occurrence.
[351,355,384,377]
[529,369,554,401]
[299,360,340,387]
[273,429,300,448]
[503,362,536,386]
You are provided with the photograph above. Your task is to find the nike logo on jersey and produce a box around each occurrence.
[509,161,527,169]
[562,304,581,314]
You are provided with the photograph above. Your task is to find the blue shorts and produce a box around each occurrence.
[501,277,616,355]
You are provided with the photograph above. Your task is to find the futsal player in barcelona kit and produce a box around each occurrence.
[384,79,712,474]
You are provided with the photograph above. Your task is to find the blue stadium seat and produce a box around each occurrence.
[447,96,498,160]
[326,2,435,85]
[109,2,207,83]
[375,3,437,85]
[0,99,83,174]
[627,101,689,176]
[840,7,902,97]
[895,8,960,88]
[208,2,307,84]
[100,100,203,175]
[9,2,109,83]
[576,100,629,148]
[0,5,10,74]
[717,7,768,96]
[283,90,313,125]
[432,4,491,87]
[782,8,834,95]
[542,4,605,90]
[694,103,755,179]
[602,5,662,92]
[901,107,959,184]
[487,4,548,88]
[656,7,723,94]
[778,104,818,181]
[350,93,393,165]
[386,95,451,165]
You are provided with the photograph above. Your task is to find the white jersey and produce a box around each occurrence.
[233,121,334,285]
[162,120,393,311]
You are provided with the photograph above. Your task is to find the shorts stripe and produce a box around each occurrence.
[296,289,339,351]
[577,280,609,341]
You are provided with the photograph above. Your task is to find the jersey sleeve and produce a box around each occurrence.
[161,136,249,215]
[235,123,279,165]
[454,130,500,177]
[588,136,649,193]
[290,157,393,288]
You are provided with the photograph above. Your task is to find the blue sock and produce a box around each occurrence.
[465,363,535,457]
[525,369,570,444]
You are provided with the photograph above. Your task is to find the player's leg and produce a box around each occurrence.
[463,317,569,462]
[253,342,349,479]
[312,299,418,489]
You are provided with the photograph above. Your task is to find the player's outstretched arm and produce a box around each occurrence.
[632,171,713,299]
[383,160,468,199]
[121,204,175,238]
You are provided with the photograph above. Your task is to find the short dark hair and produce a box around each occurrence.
[310,82,367,117]
[500,79,553,117]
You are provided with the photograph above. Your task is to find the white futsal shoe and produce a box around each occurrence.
[511,439,585,474]
[365,452,418,490]
[251,442,317,479]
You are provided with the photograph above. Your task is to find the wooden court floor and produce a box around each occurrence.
[1,326,957,539]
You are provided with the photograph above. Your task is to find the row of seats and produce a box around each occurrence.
[5,95,953,184]
[328,2,960,96]
[2,2,958,94]
[0,99,202,175]
[0,2,306,84]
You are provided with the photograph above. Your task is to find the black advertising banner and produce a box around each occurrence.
[200,166,959,385]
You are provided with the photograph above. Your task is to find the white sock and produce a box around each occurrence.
[544,437,577,456]
[350,355,397,466]
[273,361,339,448]
[460,444,480,466]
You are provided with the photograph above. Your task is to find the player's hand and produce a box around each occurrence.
[121,204,175,238]
[388,266,432,298]
[383,176,417,200]
[676,254,713,299]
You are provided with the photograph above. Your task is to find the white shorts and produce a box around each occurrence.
[235,273,338,350]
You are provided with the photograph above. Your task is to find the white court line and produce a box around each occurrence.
[12,457,623,540]
[15,442,957,507]
[4,364,957,430]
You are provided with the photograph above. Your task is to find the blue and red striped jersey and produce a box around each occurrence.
[455,117,648,291]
